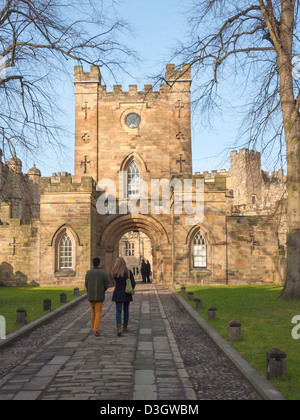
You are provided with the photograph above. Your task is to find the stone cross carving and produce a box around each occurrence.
[9,237,20,256]
[176,131,185,141]
[176,154,186,173]
[81,133,90,144]
[175,100,184,118]
[82,102,90,120]
[81,156,91,174]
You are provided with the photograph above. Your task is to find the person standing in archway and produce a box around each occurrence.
[141,259,147,283]
[111,257,136,337]
[145,260,151,283]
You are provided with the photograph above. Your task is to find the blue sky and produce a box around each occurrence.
[25,0,265,177]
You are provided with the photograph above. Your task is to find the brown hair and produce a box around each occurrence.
[111,257,128,278]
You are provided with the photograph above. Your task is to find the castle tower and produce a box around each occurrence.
[230,149,263,207]
[74,65,100,182]
[73,64,192,186]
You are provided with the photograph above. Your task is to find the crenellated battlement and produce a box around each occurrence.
[98,84,162,96]
[50,172,73,183]
[75,64,191,96]
[262,169,286,183]
[165,64,191,82]
[74,65,101,84]
[0,151,41,223]
[0,201,39,228]
[39,175,97,194]
[194,169,231,177]
[230,148,261,158]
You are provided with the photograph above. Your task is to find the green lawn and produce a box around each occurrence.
[179,285,300,401]
[0,287,86,335]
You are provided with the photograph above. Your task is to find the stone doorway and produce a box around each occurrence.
[98,214,172,285]
[119,231,153,281]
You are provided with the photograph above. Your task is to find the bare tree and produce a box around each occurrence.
[166,0,300,299]
[0,0,135,163]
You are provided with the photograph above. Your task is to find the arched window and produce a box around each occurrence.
[193,232,207,268]
[59,233,73,270]
[127,161,140,197]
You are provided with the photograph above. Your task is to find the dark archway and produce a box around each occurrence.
[98,214,172,284]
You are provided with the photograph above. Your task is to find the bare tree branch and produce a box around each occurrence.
[0,0,136,163]
[168,0,300,298]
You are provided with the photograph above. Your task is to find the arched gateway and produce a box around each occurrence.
[98,214,172,284]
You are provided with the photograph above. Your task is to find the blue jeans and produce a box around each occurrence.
[116,302,130,325]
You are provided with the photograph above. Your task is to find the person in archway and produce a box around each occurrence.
[111,257,136,336]
[141,259,147,283]
[85,257,109,337]
[145,260,151,283]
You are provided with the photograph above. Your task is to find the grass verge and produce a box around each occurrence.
[179,285,300,401]
[0,286,86,335]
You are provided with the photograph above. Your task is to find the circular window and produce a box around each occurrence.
[125,113,141,129]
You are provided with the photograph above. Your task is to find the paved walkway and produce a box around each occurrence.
[0,283,260,400]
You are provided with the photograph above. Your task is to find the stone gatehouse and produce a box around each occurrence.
[0,65,287,287]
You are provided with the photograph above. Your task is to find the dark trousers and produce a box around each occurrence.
[142,273,146,282]
[146,273,151,283]
[116,302,130,325]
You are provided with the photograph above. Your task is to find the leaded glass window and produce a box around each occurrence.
[125,242,135,256]
[127,161,140,197]
[59,233,73,270]
[193,232,207,268]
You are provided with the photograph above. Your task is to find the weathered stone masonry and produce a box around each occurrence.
[0,64,287,287]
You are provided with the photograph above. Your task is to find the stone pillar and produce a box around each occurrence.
[228,320,241,341]
[187,291,194,301]
[16,308,27,324]
[266,348,287,380]
[60,293,67,304]
[43,299,52,311]
[208,306,217,320]
[194,298,203,310]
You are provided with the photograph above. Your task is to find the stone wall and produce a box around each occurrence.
[172,175,228,286]
[0,151,40,224]
[37,175,97,287]
[0,202,40,286]
[227,215,285,285]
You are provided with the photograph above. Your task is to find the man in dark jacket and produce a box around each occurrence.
[141,259,147,283]
[145,260,151,283]
[85,257,109,337]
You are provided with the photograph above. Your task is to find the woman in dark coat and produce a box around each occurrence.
[112,257,136,337]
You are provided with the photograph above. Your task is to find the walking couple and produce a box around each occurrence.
[84,257,136,337]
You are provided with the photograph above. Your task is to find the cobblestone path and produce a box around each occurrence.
[0,283,260,400]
